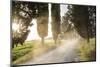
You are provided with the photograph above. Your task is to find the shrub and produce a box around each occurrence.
[78,38,96,61]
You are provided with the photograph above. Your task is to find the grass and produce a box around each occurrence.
[12,41,34,64]
[77,38,96,61]
[13,50,33,64]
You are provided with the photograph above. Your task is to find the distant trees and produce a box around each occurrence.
[63,5,96,42]
[61,16,74,33]
[51,4,61,44]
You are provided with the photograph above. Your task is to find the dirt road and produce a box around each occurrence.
[20,38,80,65]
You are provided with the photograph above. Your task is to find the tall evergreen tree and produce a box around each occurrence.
[36,3,49,45]
[51,4,61,44]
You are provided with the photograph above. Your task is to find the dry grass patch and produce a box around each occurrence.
[77,38,96,61]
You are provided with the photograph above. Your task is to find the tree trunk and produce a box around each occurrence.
[87,37,90,43]
[86,22,90,43]
[12,44,14,48]
[54,39,57,44]
[41,37,44,45]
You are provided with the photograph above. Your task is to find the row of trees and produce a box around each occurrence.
[12,1,96,48]
[62,5,96,42]
[12,1,61,47]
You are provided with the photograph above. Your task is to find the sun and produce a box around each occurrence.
[12,23,19,31]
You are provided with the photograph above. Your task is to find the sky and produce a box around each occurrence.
[14,4,68,41]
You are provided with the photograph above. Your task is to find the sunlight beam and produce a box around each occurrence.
[12,23,20,32]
